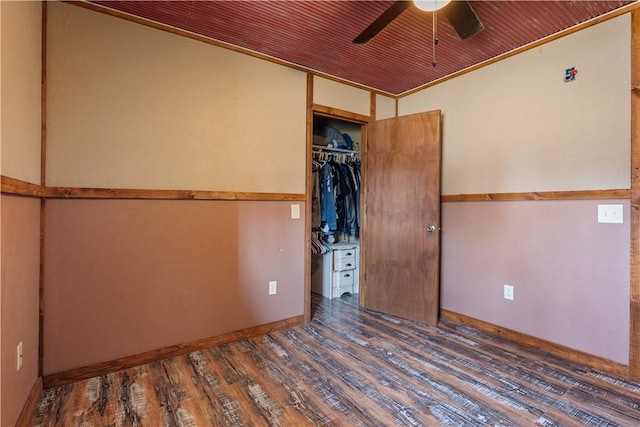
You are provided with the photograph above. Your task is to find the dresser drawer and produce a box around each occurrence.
[334,257,357,271]
[333,270,356,288]
[333,247,357,262]
[333,247,358,272]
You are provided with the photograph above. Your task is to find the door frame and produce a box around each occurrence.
[304,101,371,322]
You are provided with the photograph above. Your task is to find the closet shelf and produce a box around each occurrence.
[312,144,358,155]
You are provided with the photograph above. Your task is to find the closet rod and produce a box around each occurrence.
[312,144,358,155]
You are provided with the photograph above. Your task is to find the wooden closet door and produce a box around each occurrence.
[361,110,442,325]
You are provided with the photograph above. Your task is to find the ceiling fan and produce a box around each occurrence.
[353,0,484,44]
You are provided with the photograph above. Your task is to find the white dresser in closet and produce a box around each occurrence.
[311,243,359,299]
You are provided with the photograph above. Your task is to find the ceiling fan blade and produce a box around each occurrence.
[443,1,484,39]
[353,1,412,44]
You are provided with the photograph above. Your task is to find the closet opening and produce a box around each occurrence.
[310,112,364,307]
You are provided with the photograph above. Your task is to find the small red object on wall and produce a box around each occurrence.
[565,67,578,82]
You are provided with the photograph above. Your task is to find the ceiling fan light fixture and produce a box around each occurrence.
[413,0,451,12]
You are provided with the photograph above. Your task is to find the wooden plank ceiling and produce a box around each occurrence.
[91,1,635,95]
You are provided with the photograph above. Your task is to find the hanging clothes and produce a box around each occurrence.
[311,159,322,229]
[311,147,360,241]
[339,162,358,236]
[319,162,337,233]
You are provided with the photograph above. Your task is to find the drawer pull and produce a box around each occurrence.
[345,252,353,256]
[344,274,351,278]
[345,263,353,268]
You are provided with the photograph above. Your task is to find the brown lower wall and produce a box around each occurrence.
[441,199,630,365]
[1,195,41,427]
[43,199,306,375]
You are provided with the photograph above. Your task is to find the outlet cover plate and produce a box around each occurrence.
[504,284,514,301]
[269,281,277,295]
[598,204,623,224]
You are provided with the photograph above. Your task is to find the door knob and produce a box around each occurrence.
[426,225,437,233]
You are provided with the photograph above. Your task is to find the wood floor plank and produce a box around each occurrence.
[184,350,245,426]
[310,305,537,425]
[272,327,395,426]
[219,343,310,426]
[28,293,640,426]
[235,338,334,425]
[336,304,624,426]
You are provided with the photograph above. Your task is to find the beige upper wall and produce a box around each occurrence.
[1,1,42,185]
[313,76,371,117]
[375,94,396,121]
[400,14,631,195]
[47,2,307,193]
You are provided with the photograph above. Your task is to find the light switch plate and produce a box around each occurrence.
[17,342,23,371]
[598,204,623,224]
[290,204,300,220]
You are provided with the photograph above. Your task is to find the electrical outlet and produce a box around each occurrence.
[503,284,514,301]
[17,342,23,371]
[269,281,277,295]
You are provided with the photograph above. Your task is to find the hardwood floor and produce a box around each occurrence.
[28,293,640,426]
